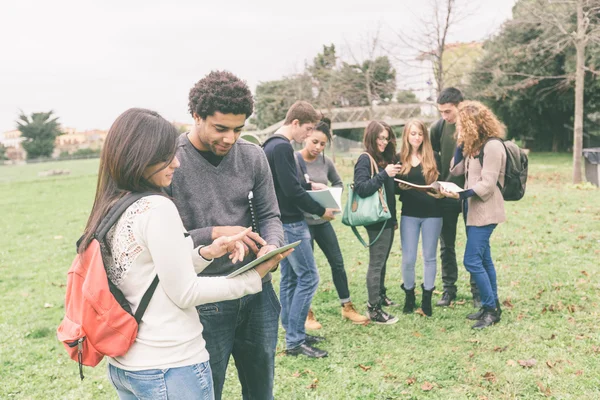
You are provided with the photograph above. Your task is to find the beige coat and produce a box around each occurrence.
[450,140,506,227]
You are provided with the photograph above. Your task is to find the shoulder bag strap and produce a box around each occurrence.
[363,152,389,213]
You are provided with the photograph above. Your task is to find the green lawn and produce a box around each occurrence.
[1,153,599,399]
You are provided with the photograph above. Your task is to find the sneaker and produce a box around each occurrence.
[305,308,322,330]
[305,334,326,345]
[381,295,398,307]
[367,304,399,325]
[436,291,456,307]
[341,302,370,324]
[286,343,328,358]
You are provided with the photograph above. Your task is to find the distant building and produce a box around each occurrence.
[54,128,108,156]
[0,129,26,161]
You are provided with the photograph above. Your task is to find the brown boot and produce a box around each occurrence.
[341,302,370,325]
[305,308,322,330]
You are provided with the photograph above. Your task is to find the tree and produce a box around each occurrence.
[252,74,313,129]
[0,143,6,161]
[396,89,419,104]
[467,0,600,182]
[391,0,474,98]
[17,111,63,159]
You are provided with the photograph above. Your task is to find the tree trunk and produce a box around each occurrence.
[572,0,585,183]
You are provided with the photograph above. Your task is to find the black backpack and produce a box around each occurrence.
[478,138,528,201]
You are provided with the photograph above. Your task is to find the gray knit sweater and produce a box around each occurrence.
[167,134,284,278]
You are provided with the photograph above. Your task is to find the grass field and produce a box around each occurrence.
[1,153,599,399]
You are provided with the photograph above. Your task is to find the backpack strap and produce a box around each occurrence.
[478,138,504,191]
[95,192,159,241]
[96,191,162,323]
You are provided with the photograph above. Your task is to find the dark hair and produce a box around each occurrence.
[78,108,178,253]
[379,121,399,163]
[437,87,464,105]
[314,118,332,141]
[188,71,254,119]
[284,101,321,125]
[363,121,396,167]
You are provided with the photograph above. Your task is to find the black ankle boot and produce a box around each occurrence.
[471,308,500,329]
[421,284,434,317]
[401,284,415,314]
[467,300,502,321]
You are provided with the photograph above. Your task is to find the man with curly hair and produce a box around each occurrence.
[167,70,284,400]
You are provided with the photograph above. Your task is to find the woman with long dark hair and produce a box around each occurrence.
[442,101,506,329]
[298,120,369,328]
[396,119,443,317]
[80,108,290,399]
[353,121,401,324]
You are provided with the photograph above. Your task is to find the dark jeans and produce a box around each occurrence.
[196,281,280,400]
[440,207,478,296]
[464,224,498,309]
[366,227,394,305]
[308,222,350,302]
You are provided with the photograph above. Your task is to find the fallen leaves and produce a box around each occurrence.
[502,299,514,309]
[537,382,551,397]
[406,377,416,385]
[482,372,497,383]
[412,331,422,338]
[518,359,537,368]
[507,359,517,367]
[454,299,466,305]
[421,381,434,391]
[581,270,589,277]
[358,364,371,372]
[493,345,509,352]
[306,379,318,389]
[415,308,427,317]
[546,360,554,369]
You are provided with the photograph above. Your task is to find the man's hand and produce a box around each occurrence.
[212,226,267,255]
[254,249,294,278]
[398,183,412,191]
[310,182,328,191]
[321,208,340,221]
[200,227,251,263]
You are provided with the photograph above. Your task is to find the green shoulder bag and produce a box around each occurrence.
[342,153,392,247]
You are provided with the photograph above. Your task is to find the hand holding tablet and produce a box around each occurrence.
[226,241,301,279]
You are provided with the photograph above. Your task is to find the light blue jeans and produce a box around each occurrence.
[108,362,214,400]
[400,216,443,291]
[280,220,319,349]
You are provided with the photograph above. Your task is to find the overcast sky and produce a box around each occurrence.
[0,0,516,132]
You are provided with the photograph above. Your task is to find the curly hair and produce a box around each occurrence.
[456,101,505,157]
[188,71,254,119]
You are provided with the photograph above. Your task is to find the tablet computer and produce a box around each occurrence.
[225,240,301,279]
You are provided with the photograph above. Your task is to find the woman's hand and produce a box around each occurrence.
[200,227,251,263]
[385,164,401,177]
[254,249,294,278]
[439,187,459,199]
[426,190,445,199]
[397,183,412,191]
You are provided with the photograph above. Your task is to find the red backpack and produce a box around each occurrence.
[56,192,159,380]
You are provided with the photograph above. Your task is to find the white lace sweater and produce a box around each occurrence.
[105,195,262,371]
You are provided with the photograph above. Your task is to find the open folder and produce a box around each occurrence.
[307,187,343,217]
[225,240,301,279]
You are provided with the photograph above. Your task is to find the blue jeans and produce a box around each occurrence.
[196,281,280,400]
[108,362,214,400]
[308,222,350,302]
[400,216,442,291]
[280,220,320,349]
[464,225,498,309]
